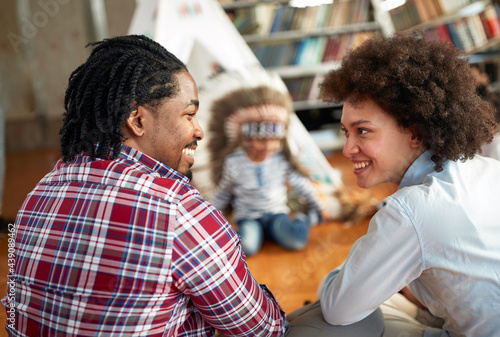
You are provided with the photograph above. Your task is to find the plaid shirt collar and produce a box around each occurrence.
[118,144,190,183]
[74,143,190,184]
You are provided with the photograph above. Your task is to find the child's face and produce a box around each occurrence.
[245,138,282,162]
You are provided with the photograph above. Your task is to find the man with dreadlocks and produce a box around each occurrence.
[2,35,288,336]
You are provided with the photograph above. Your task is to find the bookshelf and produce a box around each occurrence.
[220,0,500,144]
[371,0,500,84]
[220,0,380,112]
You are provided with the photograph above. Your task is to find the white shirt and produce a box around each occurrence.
[320,151,500,337]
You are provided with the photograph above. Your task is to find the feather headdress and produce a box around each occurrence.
[209,69,307,183]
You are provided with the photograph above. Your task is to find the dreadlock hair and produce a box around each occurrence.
[60,34,187,162]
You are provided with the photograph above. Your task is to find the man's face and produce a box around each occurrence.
[139,70,203,180]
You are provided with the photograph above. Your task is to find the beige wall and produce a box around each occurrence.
[0,0,135,152]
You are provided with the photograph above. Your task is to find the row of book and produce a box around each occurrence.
[269,0,371,33]
[231,0,372,36]
[389,0,481,31]
[412,0,476,21]
[424,4,500,52]
[283,75,325,103]
[252,31,375,68]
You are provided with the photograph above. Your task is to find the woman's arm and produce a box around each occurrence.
[320,196,424,325]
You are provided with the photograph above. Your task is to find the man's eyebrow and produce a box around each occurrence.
[189,99,199,108]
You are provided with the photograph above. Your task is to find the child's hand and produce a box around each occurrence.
[307,209,329,225]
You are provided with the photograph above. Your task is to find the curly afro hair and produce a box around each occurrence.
[320,32,498,171]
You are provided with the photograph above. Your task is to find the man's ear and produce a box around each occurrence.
[125,106,147,137]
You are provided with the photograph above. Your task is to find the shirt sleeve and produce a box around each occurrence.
[319,195,424,325]
[211,159,234,212]
[172,193,288,336]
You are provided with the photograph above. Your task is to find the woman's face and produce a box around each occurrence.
[341,98,425,189]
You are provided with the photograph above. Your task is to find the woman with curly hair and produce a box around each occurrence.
[316,33,500,336]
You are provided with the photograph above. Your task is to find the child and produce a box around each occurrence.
[211,101,327,256]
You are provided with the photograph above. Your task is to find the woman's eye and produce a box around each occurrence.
[341,127,349,136]
[358,128,368,135]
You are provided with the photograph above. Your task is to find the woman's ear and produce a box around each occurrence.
[410,132,424,148]
[125,106,146,137]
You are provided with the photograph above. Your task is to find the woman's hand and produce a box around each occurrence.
[399,285,426,309]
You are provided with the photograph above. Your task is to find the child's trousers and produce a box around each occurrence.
[237,213,311,256]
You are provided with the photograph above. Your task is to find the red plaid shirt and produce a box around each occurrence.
[3,145,288,336]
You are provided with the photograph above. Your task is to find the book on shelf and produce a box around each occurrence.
[426,0,444,19]
[445,22,464,49]
[328,0,347,27]
[387,1,500,53]
[436,0,459,14]
[440,0,476,14]
[290,7,305,31]
[389,2,419,31]
[251,31,375,68]
[454,17,476,51]
[327,0,371,27]
[254,3,276,35]
[467,14,488,47]
[423,6,500,53]
[283,76,311,102]
[388,0,487,30]
[296,37,328,66]
[240,0,373,35]
[283,74,328,103]
[269,5,286,33]
[281,6,297,32]
[479,9,493,39]
[484,3,500,37]
[353,0,371,25]
[307,74,326,101]
[413,0,430,22]
[322,36,340,63]
[315,4,333,30]
[435,24,453,43]
[300,5,319,32]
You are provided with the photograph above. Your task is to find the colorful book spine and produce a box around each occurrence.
[484,4,500,37]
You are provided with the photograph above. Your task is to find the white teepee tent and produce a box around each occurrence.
[128,0,348,218]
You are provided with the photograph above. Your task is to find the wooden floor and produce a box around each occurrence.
[0,147,396,335]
